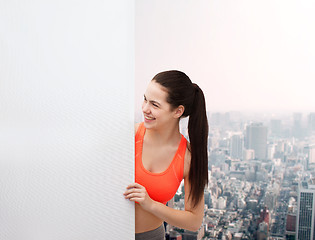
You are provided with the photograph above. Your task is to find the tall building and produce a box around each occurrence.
[292,112,303,138]
[243,149,255,161]
[257,221,268,240]
[286,213,296,239]
[217,196,227,210]
[308,112,315,134]
[296,181,315,240]
[167,231,182,240]
[229,134,243,160]
[267,144,275,160]
[245,123,268,160]
[204,190,212,208]
[209,112,230,129]
[181,226,205,240]
[305,144,315,169]
[257,206,270,240]
[270,119,282,137]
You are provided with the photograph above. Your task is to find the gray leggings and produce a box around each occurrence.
[135,225,165,240]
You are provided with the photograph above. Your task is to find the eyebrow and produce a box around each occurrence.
[144,94,161,106]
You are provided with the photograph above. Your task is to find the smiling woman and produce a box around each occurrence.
[142,81,179,130]
[123,70,209,240]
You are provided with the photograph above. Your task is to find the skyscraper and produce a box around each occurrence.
[296,181,315,240]
[230,134,243,160]
[293,112,303,138]
[245,123,268,160]
[270,119,282,137]
[306,144,315,170]
[308,112,315,134]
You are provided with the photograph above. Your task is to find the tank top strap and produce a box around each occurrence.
[177,135,187,159]
[171,135,187,182]
[135,123,145,165]
[135,122,145,143]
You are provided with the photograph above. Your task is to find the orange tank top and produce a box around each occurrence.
[135,123,187,205]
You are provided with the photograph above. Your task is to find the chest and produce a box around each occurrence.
[141,142,178,173]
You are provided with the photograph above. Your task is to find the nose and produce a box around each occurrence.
[142,101,150,113]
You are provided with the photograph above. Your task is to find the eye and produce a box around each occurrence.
[152,103,159,108]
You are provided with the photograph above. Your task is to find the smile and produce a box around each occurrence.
[144,116,155,120]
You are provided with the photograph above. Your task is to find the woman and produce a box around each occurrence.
[124,70,208,240]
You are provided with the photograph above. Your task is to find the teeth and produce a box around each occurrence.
[145,116,155,120]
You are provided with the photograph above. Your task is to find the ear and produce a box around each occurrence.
[173,105,185,119]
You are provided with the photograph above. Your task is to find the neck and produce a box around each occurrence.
[145,121,181,145]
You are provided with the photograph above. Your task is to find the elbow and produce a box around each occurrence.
[187,224,201,232]
[187,217,203,232]
[188,226,201,232]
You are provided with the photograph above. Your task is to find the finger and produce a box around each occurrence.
[125,192,145,198]
[128,197,143,202]
[124,191,145,198]
[126,183,144,190]
[126,183,138,188]
[125,194,144,201]
[123,188,143,195]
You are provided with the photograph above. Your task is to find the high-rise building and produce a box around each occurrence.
[217,196,226,210]
[270,119,282,137]
[243,149,255,161]
[257,221,268,240]
[167,231,182,240]
[245,123,268,160]
[204,190,212,208]
[286,213,296,239]
[229,134,243,160]
[267,144,275,160]
[306,144,315,170]
[286,201,297,240]
[308,112,315,134]
[257,207,270,235]
[265,190,276,211]
[181,226,205,240]
[296,181,315,240]
[292,112,303,138]
[209,112,230,129]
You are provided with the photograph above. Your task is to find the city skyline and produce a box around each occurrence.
[167,109,315,239]
[134,2,315,238]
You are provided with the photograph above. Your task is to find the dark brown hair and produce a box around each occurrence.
[153,70,208,208]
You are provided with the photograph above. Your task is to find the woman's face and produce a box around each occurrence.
[142,80,177,129]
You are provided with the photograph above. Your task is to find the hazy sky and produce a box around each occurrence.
[135,0,315,114]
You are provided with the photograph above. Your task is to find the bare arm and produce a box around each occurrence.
[125,138,204,231]
[147,176,204,231]
[124,176,204,231]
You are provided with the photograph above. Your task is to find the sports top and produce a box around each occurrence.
[135,122,187,205]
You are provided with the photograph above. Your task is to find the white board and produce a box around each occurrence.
[0,1,135,239]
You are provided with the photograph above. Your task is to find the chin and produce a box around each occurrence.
[143,120,157,129]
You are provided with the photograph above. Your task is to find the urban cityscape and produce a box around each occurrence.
[137,111,315,240]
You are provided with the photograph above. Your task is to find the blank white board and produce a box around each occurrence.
[0,1,135,239]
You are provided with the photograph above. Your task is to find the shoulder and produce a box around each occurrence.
[183,141,191,178]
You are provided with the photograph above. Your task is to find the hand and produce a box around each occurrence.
[123,183,154,211]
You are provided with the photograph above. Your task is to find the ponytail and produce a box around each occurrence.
[187,84,208,208]
[152,70,209,208]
